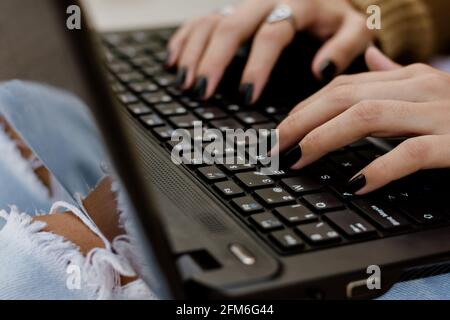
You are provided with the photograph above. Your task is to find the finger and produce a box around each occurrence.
[294,100,433,169]
[365,46,401,71]
[177,15,222,89]
[195,0,277,99]
[351,135,450,194]
[289,66,416,116]
[167,19,197,67]
[278,76,436,152]
[240,0,316,104]
[312,13,372,80]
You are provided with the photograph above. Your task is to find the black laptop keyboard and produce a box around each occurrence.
[101,28,450,255]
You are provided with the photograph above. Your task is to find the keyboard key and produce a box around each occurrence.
[356,148,384,161]
[116,71,145,83]
[252,122,277,131]
[129,81,158,93]
[296,222,340,244]
[141,91,172,105]
[198,166,227,182]
[255,187,295,206]
[118,92,138,104]
[250,213,284,232]
[281,176,322,194]
[225,103,241,113]
[329,153,366,176]
[111,82,126,93]
[270,230,304,250]
[303,193,344,212]
[166,139,192,152]
[108,62,133,74]
[214,181,244,198]
[152,126,174,141]
[232,196,264,215]
[142,65,163,77]
[235,172,274,189]
[153,74,175,87]
[400,203,446,225]
[352,200,410,231]
[140,114,164,127]
[153,50,169,62]
[130,56,157,68]
[236,112,270,125]
[308,163,343,185]
[180,97,200,109]
[154,102,187,116]
[181,151,204,167]
[275,204,318,225]
[126,102,152,115]
[325,210,376,238]
[169,114,200,129]
[211,119,242,131]
[222,162,255,173]
[348,139,371,149]
[194,107,227,121]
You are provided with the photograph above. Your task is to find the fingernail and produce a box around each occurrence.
[165,51,173,67]
[319,60,337,82]
[176,67,187,88]
[240,83,254,106]
[346,174,366,194]
[194,76,207,99]
[280,145,302,169]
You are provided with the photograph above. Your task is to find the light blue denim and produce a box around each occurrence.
[0,80,448,300]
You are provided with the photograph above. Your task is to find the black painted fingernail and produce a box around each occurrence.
[280,145,302,169]
[319,60,337,82]
[164,51,172,67]
[346,174,366,194]
[194,76,207,99]
[240,83,254,106]
[176,67,187,88]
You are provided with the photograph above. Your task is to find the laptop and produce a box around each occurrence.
[2,0,450,299]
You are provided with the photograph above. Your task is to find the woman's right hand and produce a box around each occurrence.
[167,0,373,104]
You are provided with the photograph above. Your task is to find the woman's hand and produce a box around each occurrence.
[167,0,373,103]
[277,47,450,194]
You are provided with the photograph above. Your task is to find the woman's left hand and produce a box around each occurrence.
[277,47,450,194]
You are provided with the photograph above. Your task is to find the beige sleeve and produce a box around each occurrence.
[350,0,439,62]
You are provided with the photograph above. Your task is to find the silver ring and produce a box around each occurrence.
[266,4,296,28]
[218,5,235,17]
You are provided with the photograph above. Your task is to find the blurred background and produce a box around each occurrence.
[81,0,449,70]
[81,0,240,32]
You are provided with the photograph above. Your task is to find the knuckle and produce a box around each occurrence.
[200,14,220,25]
[409,63,432,74]
[352,101,384,125]
[302,129,323,150]
[401,138,431,163]
[331,75,351,87]
[330,85,355,105]
[282,114,299,132]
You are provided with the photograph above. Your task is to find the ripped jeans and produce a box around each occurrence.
[0,81,448,300]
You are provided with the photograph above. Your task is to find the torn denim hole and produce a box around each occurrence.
[0,123,50,205]
[0,204,154,299]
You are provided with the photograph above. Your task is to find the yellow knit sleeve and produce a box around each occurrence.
[350,0,435,62]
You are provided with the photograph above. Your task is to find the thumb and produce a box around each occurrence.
[365,46,401,71]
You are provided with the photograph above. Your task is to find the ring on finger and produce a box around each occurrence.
[266,4,296,30]
[217,5,235,17]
